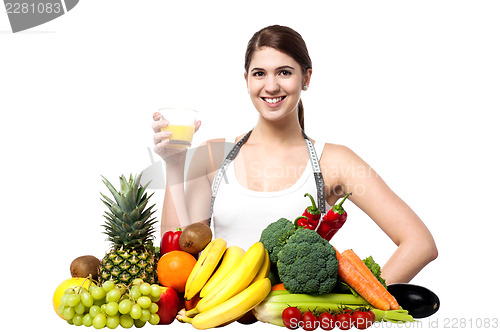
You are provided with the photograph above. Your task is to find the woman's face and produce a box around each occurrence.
[245,47,311,124]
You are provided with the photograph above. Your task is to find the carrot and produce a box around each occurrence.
[342,249,399,310]
[271,283,286,291]
[332,246,390,311]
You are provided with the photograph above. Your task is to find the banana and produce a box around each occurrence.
[200,245,245,298]
[250,248,270,284]
[190,278,271,329]
[186,241,266,317]
[184,238,227,300]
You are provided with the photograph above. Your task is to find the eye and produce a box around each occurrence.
[252,71,265,77]
[278,70,292,76]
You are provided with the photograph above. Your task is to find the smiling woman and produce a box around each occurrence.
[244,25,312,130]
[152,25,437,285]
[245,48,310,125]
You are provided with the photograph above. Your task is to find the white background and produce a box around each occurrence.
[1,1,499,331]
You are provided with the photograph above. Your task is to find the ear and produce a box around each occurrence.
[244,72,249,90]
[303,68,312,87]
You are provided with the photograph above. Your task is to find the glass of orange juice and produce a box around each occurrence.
[159,108,197,149]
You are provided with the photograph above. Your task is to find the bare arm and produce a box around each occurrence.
[184,142,215,228]
[184,139,229,228]
[158,147,213,233]
[152,113,211,235]
[323,144,438,284]
[160,150,191,231]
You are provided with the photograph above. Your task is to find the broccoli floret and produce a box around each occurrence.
[259,218,297,265]
[277,228,338,295]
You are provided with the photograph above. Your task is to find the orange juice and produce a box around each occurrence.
[161,124,195,148]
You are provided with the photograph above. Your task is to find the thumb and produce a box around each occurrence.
[194,120,202,133]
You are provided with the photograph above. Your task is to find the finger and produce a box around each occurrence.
[151,119,169,132]
[153,131,171,145]
[153,112,163,121]
[194,120,202,133]
[153,139,170,155]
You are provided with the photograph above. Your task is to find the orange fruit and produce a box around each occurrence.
[157,250,197,293]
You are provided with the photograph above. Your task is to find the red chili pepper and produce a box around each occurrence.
[294,216,313,229]
[316,193,352,241]
[301,193,322,230]
[160,228,182,256]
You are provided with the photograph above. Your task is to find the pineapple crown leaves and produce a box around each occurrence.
[100,172,158,249]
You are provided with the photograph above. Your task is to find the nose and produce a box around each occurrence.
[264,76,280,94]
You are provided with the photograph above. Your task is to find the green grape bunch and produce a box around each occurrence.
[57,278,162,328]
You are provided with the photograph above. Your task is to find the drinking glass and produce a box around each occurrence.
[159,108,197,149]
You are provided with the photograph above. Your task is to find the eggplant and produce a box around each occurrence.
[387,283,440,318]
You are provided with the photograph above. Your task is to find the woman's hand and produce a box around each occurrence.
[152,112,201,162]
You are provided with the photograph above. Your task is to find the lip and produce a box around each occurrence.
[261,96,286,108]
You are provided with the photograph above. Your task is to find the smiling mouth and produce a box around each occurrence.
[262,96,286,104]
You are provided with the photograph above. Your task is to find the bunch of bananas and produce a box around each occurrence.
[177,239,272,329]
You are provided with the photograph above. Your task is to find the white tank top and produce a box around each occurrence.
[211,141,329,250]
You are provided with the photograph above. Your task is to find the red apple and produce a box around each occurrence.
[156,287,179,325]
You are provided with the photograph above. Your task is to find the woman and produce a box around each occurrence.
[152,25,437,284]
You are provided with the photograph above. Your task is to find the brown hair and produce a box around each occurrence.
[244,25,312,130]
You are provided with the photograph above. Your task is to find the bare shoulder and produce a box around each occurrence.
[186,138,222,171]
[321,142,363,166]
[188,138,230,176]
[320,143,376,200]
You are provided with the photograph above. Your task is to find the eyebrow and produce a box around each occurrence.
[250,65,296,72]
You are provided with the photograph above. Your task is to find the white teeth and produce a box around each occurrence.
[264,97,283,104]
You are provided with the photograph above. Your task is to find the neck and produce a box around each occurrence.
[249,114,304,145]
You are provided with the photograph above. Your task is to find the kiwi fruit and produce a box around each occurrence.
[70,255,101,280]
[179,222,212,255]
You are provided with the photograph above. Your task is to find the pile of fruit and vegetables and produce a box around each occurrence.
[53,173,416,330]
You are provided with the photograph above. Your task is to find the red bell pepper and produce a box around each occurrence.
[316,193,352,241]
[300,193,321,230]
[160,228,182,256]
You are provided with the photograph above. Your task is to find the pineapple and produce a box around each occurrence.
[99,173,158,286]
